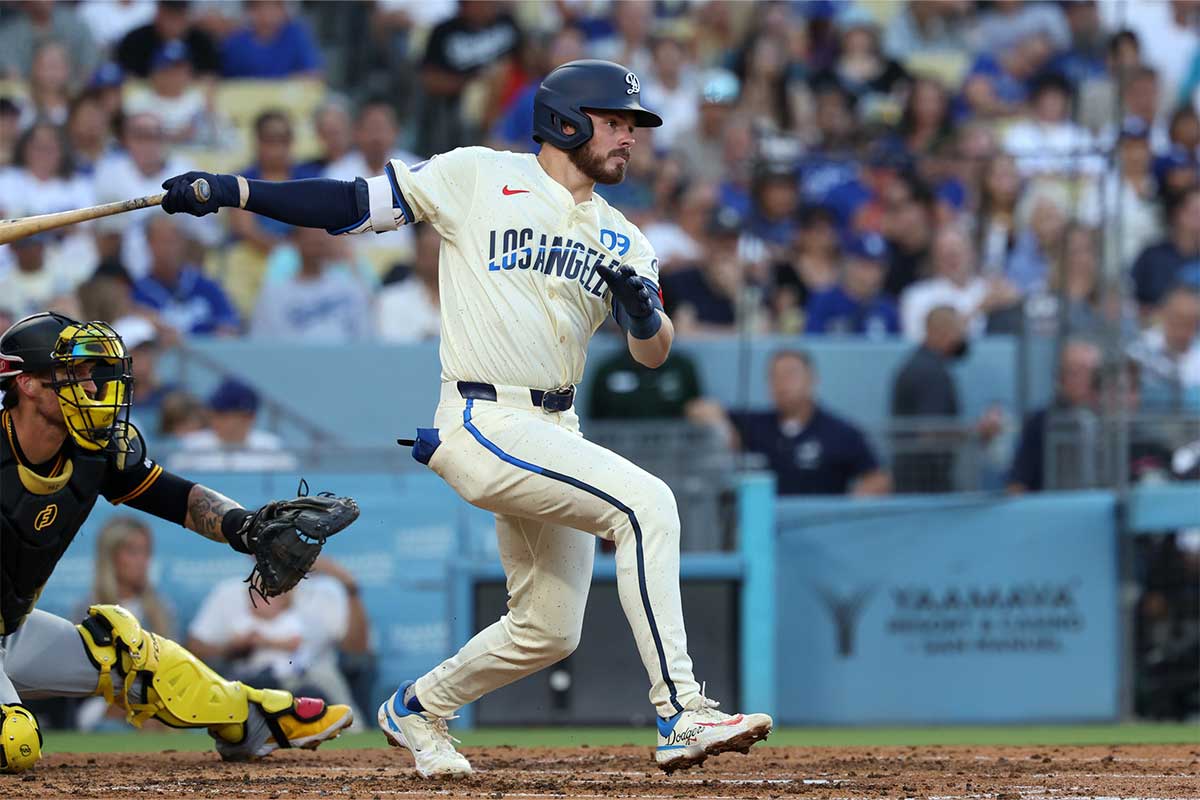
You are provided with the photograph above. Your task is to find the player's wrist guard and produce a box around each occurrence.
[624,308,662,340]
[221,508,254,553]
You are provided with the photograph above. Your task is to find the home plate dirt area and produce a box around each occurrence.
[7,745,1200,799]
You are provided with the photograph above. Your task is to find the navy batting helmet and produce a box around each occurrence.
[532,59,663,150]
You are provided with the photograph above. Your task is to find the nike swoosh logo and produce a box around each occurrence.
[697,714,744,727]
[501,185,529,196]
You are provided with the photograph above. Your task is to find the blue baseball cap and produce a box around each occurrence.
[89,62,125,89]
[844,231,889,262]
[151,40,190,72]
[208,378,259,413]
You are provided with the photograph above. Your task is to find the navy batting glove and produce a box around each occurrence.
[160,171,239,217]
[595,263,653,319]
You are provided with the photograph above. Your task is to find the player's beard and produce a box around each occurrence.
[568,142,630,185]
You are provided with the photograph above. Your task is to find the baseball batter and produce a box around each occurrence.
[161,59,772,777]
[0,312,354,772]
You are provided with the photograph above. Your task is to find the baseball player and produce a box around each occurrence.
[0,312,354,773]
[160,59,772,777]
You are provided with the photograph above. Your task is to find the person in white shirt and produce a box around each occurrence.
[901,225,1020,341]
[168,378,298,472]
[323,99,418,276]
[186,573,360,721]
[92,112,218,278]
[252,226,371,342]
[123,40,216,146]
[1003,72,1102,177]
[375,222,441,342]
[0,234,82,320]
[640,36,699,152]
[1133,287,1200,412]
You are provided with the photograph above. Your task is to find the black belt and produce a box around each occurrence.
[457,381,575,412]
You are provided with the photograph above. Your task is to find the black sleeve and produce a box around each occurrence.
[421,21,453,69]
[123,469,196,526]
[845,424,880,477]
[116,26,155,77]
[186,29,222,75]
[243,176,368,233]
[1006,411,1044,491]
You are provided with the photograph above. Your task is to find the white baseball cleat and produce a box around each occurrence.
[655,689,773,774]
[378,681,473,779]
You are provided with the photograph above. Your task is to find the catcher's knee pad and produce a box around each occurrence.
[75,604,254,730]
[0,704,43,773]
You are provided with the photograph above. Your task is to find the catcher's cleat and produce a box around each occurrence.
[655,689,772,774]
[378,681,473,779]
[216,692,353,761]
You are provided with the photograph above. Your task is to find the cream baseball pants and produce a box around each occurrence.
[410,381,702,719]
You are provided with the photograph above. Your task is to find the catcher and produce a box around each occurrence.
[0,312,360,773]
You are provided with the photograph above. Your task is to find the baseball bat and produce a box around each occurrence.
[0,178,211,246]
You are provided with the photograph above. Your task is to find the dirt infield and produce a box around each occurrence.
[6,744,1199,799]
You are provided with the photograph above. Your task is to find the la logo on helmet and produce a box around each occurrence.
[625,72,640,95]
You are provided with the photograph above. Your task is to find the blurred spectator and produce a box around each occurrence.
[132,216,239,336]
[1093,117,1164,276]
[117,0,220,78]
[587,0,653,78]
[87,61,127,126]
[1024,223,1123,341]
[972,0,1069,56]
[974,153,1022,276]
[322,98,419,276]
[883,0,972,62]
[704,350,890,496]
[22,39,74,128]
[1004,180,1076,296]
[1002,72,1101,178]
[92,111,213,278]
[1007,340,1102,493]
[78,0,155,52]
[0,233,81,319]
[220,0,322,79]
[747,160,800,248]
[641,34,699,150]
[1078,29,1142,134]
[882,175,935,297]
[124,40,216,146]
[960,35,1052,119]
[1155,106,1200,202]
[890,305,978,493]
[115,314,178,421]
[490,26,588,152]
[1048,0,1108,86]
[79,515,176,636]
[1134,286,1200,412]
[169,378,298,472]
[229,110,321,254]
[0,97,20,168]
[376,224,441,342]
[416,1,520,155]
[644,182,715,273]
[252,227,371,342]
[1131,186,1200,312]
[894,76,953,158]
[731,30,804,134]
[662,209,768,337]
[811,8,909,120]
[302,96,354,172]
[805,231,899,338]
[671,69,740,185]
[0,1,98,85]
[588,347,703,421]
[772,205,840,327]
[76,271,136,324]
[157,389,206,439]
[1099,65,1168,152]
[1103,0,1200,105]
[73,514,176,731]
[900,225,1018,341]
[66,90,114,174]
[187,568,360,719]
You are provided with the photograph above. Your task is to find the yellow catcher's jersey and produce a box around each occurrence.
[357,146,660,389]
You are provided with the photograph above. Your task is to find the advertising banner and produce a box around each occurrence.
[775,493,1119,723]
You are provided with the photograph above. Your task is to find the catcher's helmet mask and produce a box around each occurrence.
[0,312,134,454]
[532,59,663,151]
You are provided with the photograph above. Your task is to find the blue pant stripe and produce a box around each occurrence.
[461,399,684,713]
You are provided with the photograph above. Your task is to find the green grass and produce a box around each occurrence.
[42,724,1199,754]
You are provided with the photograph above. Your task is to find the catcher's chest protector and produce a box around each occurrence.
[1,418,106,634]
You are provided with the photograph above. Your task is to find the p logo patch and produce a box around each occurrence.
[34,504,57,531]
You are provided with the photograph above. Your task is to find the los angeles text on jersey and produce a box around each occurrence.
[486,228,617,298]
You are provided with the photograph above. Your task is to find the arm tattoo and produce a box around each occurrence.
[185,484,242,543]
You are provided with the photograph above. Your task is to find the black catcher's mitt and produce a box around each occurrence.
[237,482,359,602]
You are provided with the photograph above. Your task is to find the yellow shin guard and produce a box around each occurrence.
[75,604,294,743]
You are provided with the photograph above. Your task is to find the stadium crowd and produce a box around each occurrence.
[0,0,1198,497]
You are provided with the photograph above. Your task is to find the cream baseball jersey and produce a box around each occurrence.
[353,146,660,389]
